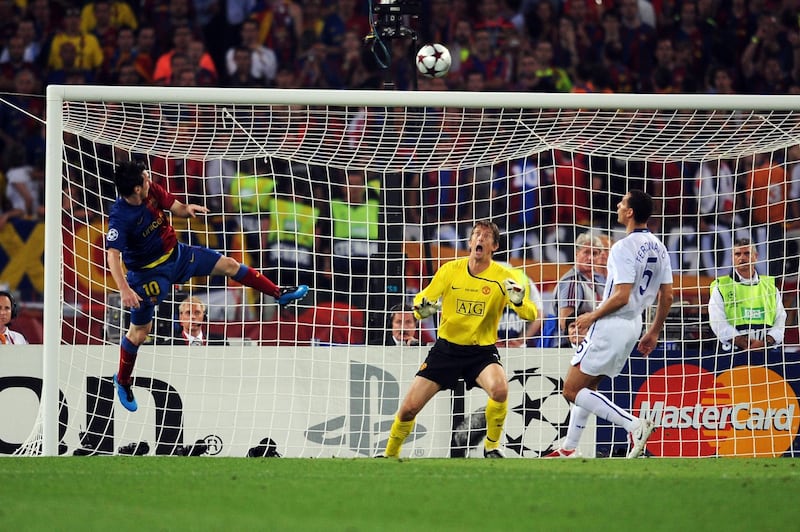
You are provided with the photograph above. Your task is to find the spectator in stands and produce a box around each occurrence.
[170,295,227,346]
[222,0,258,58]
[320,0,370,56]
[46,40,97,84]
[146,0,201,51]
[667,0,709,85]
[251,0,304,52]
[155,51,189,85]
[460,28,510,91]
[523,0,558,45]
[225,19,277,86]
[444,18,473,77]
[552,15,581,79]
[152,24,216,85]
[693,158,740,277]
[263,170,323,298]
[85,0,122,62]
[384,304,420,346]
[0,290,27,345]
[377,220,538,459]
[744,151,789,278]
[46,6,104,80]
[0,34,38,92]
[3,142,43,222]
[28,0,56,60]
[1,18,41,65]
[226,158,274,269]
[740,12,791,93]
[296,38,336,88]
[300,0,325,44]
[106,160,308,412]
[420,0,453,46]
[563,0,599,63]
[648,37,680,93]
[225,46,263,87]
[494,154,542,261]
[532,39,572,92]
[708,238,786,352]
[187,39,218,86]
[551,232,603,347]
[79,1,138,35]
[473,0,515,50]
[705,65,737,94]
[131,25,157,82]
[326,169,380,309]
[647,158,692,235]
[512,52,556,92]
[102,25,136,83]
[547,149,591,227]
[618,0,656,92]
[334,29,380,89]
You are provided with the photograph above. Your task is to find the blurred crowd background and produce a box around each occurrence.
[2,0,800,214]
[2,0,800,345]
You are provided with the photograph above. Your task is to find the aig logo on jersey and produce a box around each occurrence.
[456,299,485,316]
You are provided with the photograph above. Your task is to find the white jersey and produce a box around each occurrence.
[0,326,28,345]
[603,229,672,319]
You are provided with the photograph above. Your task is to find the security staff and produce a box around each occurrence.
[708,238,786,351]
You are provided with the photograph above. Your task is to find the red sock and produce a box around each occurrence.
[118,337,138,385]
[235,265,280,298]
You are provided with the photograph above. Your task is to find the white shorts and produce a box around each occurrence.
[570,315,641,378]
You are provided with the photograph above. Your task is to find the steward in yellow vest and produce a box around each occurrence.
[708,239,785,351]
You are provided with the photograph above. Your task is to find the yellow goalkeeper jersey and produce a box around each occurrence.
[414,257,538,346]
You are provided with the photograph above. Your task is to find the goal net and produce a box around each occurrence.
[26,87,800,458]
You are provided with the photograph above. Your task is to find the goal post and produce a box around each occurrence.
[37,85,800,458]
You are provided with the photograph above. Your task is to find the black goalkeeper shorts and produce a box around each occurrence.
[416,338,502,391]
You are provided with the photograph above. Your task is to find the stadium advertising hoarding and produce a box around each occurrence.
[0,346,591,458]
[3,345,797,457]
[605,349,800,457]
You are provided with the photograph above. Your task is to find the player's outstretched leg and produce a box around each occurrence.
[113,373,138,412]
[277,285,309,306]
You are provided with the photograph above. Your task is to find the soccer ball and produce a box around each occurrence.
[416,43,452,78]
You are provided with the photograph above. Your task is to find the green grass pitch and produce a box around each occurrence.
[1,457,798,531]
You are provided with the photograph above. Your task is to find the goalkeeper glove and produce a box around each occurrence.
[504,278,525,306]
[414,297,442,318]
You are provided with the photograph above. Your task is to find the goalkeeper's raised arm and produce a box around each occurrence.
[380,220,537,460]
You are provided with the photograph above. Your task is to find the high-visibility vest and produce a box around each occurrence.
[711,275,778,328]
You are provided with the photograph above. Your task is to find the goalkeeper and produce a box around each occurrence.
[105,160,308,412]
[378,220,538,458]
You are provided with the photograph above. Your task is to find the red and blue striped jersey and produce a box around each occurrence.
[106,181,178,270]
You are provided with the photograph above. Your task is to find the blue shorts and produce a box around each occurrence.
[126,243,222,325]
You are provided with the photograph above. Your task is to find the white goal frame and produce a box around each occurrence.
[42,87,800,457]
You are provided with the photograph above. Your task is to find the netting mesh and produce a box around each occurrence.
[63,101,800,169]
[29,89,800,458]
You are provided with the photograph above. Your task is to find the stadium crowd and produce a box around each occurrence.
[1,0,800,347]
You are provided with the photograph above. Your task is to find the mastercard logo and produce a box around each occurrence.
[632,364,799,457]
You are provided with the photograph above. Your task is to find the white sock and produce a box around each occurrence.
[563,404,590,450]
[574,388,638,432]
